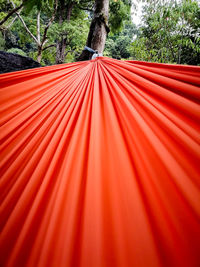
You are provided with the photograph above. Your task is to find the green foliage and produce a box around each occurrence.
[1,0,199,66]
[109,0,132,33]
[1,0,134,64]
[105,20,137,59]
[24,0,55,13]
[0,0,91,64]
[0,31,5,49]
[131,0,200,65]
[105,1,135,59]
[0,0,20,21]
[7,47,27,56]
[8,9,38,49]
[47,10,89,63]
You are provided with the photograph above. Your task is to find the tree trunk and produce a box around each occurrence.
[37,45,42,63]
[55,1,73,64]
[78,0,109,61]
[56,38,67,64]
[66,3,74,21]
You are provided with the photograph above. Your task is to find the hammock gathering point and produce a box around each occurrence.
[0,57,200,267]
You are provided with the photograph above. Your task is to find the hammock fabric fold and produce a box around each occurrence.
[0,57,200,267]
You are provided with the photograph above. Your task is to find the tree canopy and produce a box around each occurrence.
[0,0,199,66]
[131,0,200,65]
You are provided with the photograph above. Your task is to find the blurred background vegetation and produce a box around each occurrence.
[0,0,200,65]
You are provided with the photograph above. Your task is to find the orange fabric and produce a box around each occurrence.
[0,57,200,267]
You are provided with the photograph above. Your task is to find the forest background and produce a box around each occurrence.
[0,0,200,66]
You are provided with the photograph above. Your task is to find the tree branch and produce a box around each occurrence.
[64,49,75,57]
[7,9,22,29]
[8,0,39,44]
[37,10,41,45]
[42,44,56,51]
[41,0,58,45]
[16,12,39,44]
[0,2,23,26]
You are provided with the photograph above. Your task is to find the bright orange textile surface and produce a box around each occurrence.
[0,57,200,267]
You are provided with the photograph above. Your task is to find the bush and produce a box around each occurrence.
[7,48,27,57]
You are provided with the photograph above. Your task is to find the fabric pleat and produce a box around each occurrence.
[0,57,200,267]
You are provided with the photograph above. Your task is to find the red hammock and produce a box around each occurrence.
[0,57,200,267]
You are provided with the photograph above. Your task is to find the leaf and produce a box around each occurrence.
[24,0,42,13]
[48,0,54,8]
